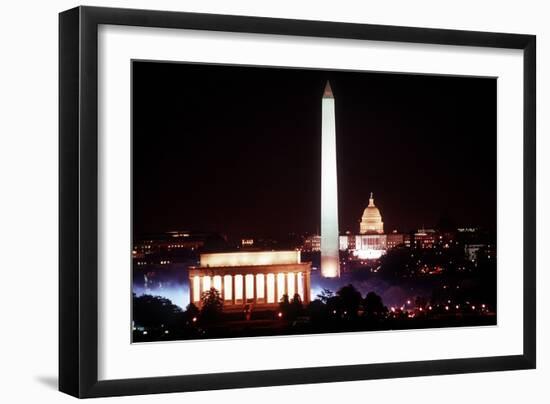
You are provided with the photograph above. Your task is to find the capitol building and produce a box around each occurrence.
[338,193,404,260]
[303,192,402,261]
[359,192,384,234]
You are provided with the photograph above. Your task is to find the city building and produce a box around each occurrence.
[339,233,356,251]
[303,234,321,252]
[188,250,311,311]
[465,244,485,261]
[311,193,394,260]
[386,231,405,249]
[132,230,227,266]
[354,234,387,259]
[413,228,437,249]
[350,193,388,259]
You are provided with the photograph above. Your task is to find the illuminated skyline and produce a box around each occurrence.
[132,62,496,239]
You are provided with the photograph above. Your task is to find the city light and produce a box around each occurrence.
[353,249,385,260]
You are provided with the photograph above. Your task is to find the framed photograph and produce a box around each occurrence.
[59,6,536,398]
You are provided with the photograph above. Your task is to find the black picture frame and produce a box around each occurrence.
[59,5,536,398]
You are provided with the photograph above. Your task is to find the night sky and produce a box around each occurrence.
[133,61,496,239]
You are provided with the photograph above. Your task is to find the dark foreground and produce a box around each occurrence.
[133,311,496,343]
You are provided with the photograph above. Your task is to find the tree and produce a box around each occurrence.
[200,287,223,323]
[363,291,387,319]
[279,293,304,321]
[289,293,304,319]
[307,299,327,323]
[132,293,183,329]
[279,294,290,317]
[317,288,334,304]
[325,295,344,318]
[337,284,362,317]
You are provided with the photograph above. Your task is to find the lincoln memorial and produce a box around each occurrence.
[189,250,311,310]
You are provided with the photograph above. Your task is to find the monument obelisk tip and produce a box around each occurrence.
[323,81,334,98]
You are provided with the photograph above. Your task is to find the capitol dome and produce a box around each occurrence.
[360,193,384,234]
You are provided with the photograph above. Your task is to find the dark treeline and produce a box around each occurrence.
[133,281,495,342]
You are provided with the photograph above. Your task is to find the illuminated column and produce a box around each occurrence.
[264,274,268,303]
[296,272,306,303]
[304,270,311,304]
[284,272,292,301]
[294,272,299,300]
[223,274,232,303]
[245,274,254,302]
[242,275,246,303]
[231,275,236,305]
[213,275,222,295]
[203,276,212,293]
[321,81,340,278]
[267,273,275,304]
[277,273,286,302]
[253,275,258,303]
[274,273,279,304]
